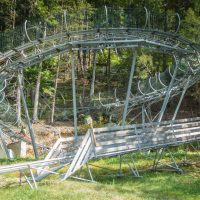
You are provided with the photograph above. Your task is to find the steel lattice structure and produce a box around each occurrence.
[0,7,199,187]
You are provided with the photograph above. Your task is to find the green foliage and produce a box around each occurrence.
[137,54,154,79]
[24,57,57,98]
[182,8,200,43]
[35,0,64,25]
[1,0,200,117]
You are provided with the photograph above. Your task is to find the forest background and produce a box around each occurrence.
[0,0,200,125]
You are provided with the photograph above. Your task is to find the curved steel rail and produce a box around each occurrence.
[0,7,199,146]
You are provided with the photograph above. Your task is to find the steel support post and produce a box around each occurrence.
[29,165,38,189]
[142,105,145,129]
[71,163,95,182]
[128,162,140,177]
[71,50,78,141]
[152,148,165,171]
[152,148,182,172]
[119,155,140,177]
[23,172,34,190]
[122,50,137,126]
[90,51,96,98]
[18,70,38,159]
[143,106,153,124]
[166,148,182,173]
[0,128,10,159]
[156,56,179,127]
[171,76,191,123]
[86,163,94,182]
[147,104,153,122]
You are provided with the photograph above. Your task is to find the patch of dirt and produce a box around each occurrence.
[32,120,74,146]
[22,121,75,156]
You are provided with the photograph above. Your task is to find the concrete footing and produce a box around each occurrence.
[0,145,6,158]
[7,141,27,158]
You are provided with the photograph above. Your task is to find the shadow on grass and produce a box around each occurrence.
[75,154,200,200]
[0,148,199,200]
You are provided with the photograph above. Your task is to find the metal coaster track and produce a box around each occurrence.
[0,7,199,141]
[0,7,199,185]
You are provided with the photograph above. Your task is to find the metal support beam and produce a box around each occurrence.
[70,162,95,183]
[71,50,78,141]
[143,105,153,124]
[166,148,182,173]
[122,154,140,177]
[18,70,38,160]
[156,55,179,126]
[128,162,140,177]
[152,147,182,173]
[152,148,164,171]
[29,165,38,189]
[122,49,137,125]
[142,105,145,129]
[23,172,34,190]
[171,76,191,123]
[86,163,94,182]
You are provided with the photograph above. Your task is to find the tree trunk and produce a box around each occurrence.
[12,0,16,30]
[78,50,82,76]
[83,50,87,71]
[51,55,60,123]
[30,89,35,106]
[33,62,42,122]
[88,50,91,67]
[78,50,84,73]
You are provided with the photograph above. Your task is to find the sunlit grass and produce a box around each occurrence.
[0,150,199,200]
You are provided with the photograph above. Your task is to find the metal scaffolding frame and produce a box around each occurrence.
[0,7,199,188]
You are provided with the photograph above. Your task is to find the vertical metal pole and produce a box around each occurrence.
[171,76,191,123]
[90,52,96,98]
[71,50,78,141]
[16,83,21,125]
[122,50,137,126]
[157,56,179,126]
[18,70,38,159]
[142,105,145,129]
[0,128,10,159]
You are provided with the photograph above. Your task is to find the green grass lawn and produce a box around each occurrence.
[0,150,199,200]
